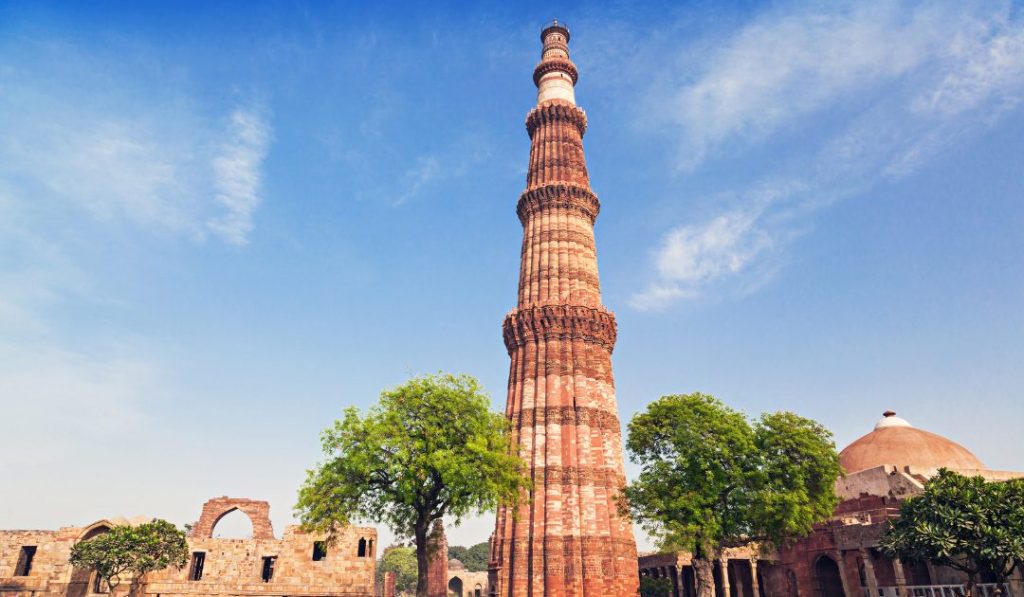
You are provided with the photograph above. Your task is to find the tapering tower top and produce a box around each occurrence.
[534,19,578,105]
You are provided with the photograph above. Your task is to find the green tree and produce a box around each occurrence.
[880,469,1024,597]
[296,373,529,597]
[376,545,418,595]
[640,575,673,597]
[68,519,188,595]
[447,542,490,572]
[623,393,841,597]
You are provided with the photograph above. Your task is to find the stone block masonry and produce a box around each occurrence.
[488,20,640,597]
[0,496,376,597]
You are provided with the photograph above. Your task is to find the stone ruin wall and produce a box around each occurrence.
[0,497,376,597]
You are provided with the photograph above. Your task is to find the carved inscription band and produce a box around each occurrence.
[533,465,627,490]
[501,536,638,563]
[514,404,621,433]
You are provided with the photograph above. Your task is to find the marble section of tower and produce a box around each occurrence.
[488,22,640,597]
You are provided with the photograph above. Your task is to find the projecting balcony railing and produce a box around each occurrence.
[865,584,1011,597]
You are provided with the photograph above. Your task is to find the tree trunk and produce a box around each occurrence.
[966,573,977,597]
[415,521,430,597]
[694,557,717,597]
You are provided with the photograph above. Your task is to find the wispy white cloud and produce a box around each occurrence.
[391,155,441,206]
[207,108,272,244]
[342,133,492,206]
[631,182,801,310]
[666,2,976,168]
[632,1,1024,309]
[0,40,273,245]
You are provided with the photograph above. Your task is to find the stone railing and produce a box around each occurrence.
[865,584,1011,597]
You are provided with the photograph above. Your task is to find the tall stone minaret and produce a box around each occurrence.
[489,20,639,597]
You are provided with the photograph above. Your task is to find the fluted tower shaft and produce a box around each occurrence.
[489,21,640,597]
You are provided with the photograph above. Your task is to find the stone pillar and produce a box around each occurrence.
[721,558,733,597]
[1007,566,1023,597]
[488,18,639,597]
[427,520,449,597]
[750,559,760,597]
[834,550,855,597]
[383,571,396,597]
[861,548,880,597]
[893,557,908,597]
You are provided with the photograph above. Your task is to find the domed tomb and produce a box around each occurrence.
[839,411,985,474]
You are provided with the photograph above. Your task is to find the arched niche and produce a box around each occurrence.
[448,575,464,597]
[210,508,254,539]
[69,522,114,597]
[813,555,846,597]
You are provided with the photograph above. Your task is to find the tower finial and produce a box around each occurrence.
[535,20,576,104]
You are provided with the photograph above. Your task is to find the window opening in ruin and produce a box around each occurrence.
[189,552,206,581]
[261,556,277,582]
[313,541,328,561]
[358,537,367,557]
[368,538,374,557]
[15,546,37,576]
[210,508,254,539]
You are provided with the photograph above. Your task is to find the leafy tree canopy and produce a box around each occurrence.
[624,393,840,556]
[623,393,841,597]
[880,469,1024,591]
[640,575,673,597]
[68,519,189,592]
[295,373,529,597]
[376,545,418,594]
[448,542,490,572]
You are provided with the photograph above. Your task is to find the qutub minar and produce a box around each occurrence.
[488,21,641,597]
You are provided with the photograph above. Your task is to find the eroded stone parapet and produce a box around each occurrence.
[502,304,616,354]
[525,99,587,137]
[516,184,600,226]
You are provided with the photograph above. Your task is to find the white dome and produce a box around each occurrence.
[874,410,912,429]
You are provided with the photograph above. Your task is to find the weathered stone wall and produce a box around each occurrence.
[447,570,488,597]
[146,523,375,596]
[0,528,78,595]
[188,497,275,541]
[0,497,375,597]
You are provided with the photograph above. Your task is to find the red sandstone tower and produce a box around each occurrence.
[489,21,640,597]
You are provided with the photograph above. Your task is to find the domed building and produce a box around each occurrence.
[839,411,986,474]
[638,411,1024,597]
[770,411,1024,597]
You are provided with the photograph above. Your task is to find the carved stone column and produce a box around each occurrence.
[721,558,732,597]
[893,557,908,597]
[750,559,760,597]
[1006,565,1023,597]
[834,550,855,597]
[860,548,880,597]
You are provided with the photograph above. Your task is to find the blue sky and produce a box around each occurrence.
[2,0,1022,551]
